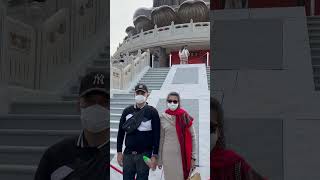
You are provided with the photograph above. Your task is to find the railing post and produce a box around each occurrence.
[169,53,172,67]
[152,54,155,68]
[311,0,315,16]
[206,52,209,67]
[190,19,194,32]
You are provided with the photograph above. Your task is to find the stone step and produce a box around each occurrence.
[112,94,133,99]
[0,129,79,146]
[111,98,134,103]
[10,101,79,115]
[141,74,167,77]
[139,80,166,83]
[0,164,36,180]
[110,138,117,150]
[110,128,118,138]
[110,120,120,129]
[110,107,125,114]
[311,48,320,57]
[110,102,133,108]
[0,146,45,165]
[136,82,163,86]
[312,56,320,65]
[0,114,80,130]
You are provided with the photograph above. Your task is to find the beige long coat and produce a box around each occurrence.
[158,112,197,180]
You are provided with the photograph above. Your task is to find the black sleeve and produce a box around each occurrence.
[117,108,127,152]
[34,148,53,180]
[151,107,161,155]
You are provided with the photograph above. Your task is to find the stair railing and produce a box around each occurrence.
[111,49,150,91]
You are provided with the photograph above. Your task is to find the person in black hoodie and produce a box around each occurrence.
[116,83,160,180]
[34,72,109,180]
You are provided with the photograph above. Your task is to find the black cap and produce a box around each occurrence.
[79,72,108,97]
[135,83,148,93]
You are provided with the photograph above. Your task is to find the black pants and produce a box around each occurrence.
[123,151,151,180]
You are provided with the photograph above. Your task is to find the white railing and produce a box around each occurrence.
[3,17,37,89]
[0,2,6,82]
[37,8,70,89]
[114,20,210,57]
[111,50,150,90]
[0,1,108,91]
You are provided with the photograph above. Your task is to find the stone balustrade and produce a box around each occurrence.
[111,50,150,90]
[114,20,210,57]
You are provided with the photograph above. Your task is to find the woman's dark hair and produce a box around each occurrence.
[211,97,225,148]
[167,92,181,109]
[180,46,184,51]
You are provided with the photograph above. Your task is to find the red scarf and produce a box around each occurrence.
[165,108,193,180]
[210,147,251,180]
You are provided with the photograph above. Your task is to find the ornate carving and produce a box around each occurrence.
[9,32,31,52]
[177,0,209,23]
[134,16,154,32]
[151,5,177,27]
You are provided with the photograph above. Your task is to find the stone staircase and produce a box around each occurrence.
[0,48,108,179]
[307,16,320,91]
[110,68,170,159]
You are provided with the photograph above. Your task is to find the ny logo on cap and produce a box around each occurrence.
[93,74,104,85]
[139,85,143,88]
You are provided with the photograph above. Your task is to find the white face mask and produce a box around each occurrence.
[80,104,109,133]
[167,102,179,111]
[211,132,218,151]
[135,95,146,104]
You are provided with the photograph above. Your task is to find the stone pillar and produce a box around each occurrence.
[150,47,168,68]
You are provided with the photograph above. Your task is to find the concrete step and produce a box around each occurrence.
[110,138,117,150]
[311,48,320,56]
[110,107,125,114]
[110,128,118,138]
[139,80,166,83]
[312,56,320,65]
[0,129,79,146]
[136,82,163,86]
[10,101,79,115]
[0,114,80,130]
[112,94,133,99]
[111,98,134,103]
[0,146,45,165]
[0,164,36,180]
[111,120,120,129]
[110,113,121,120]
[141,74,167,77]
[110,102,133,108]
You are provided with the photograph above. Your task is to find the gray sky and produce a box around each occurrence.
[110,0,153,56]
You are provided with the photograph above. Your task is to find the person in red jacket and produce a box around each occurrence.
[210,97,266,180]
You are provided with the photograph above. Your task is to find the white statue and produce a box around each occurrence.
[179,45,190,64]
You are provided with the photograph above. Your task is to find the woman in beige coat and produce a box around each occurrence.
[158,92,197,180]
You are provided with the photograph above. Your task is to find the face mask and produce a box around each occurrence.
[135,95,146,104]
[211,132,218,151]
[167,103,179,111]
[80,104,108,133]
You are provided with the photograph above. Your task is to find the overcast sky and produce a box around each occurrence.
[110,0,153,56]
